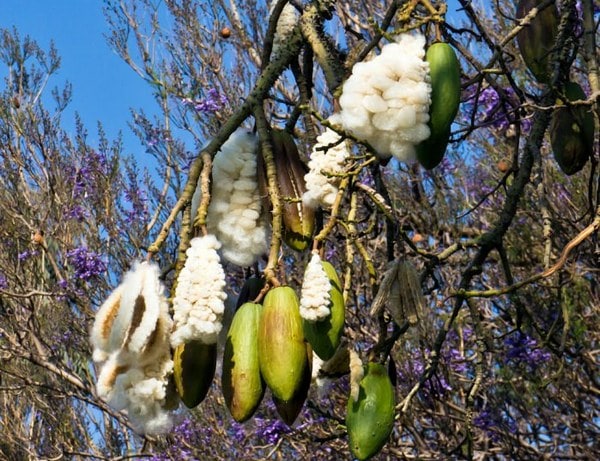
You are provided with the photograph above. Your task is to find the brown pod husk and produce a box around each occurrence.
[550,82,594,175]
[395,260,424,327]
[516,0,559,84]
[259,129,315,252]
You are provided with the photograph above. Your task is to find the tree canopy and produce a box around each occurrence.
[0,0,598,460]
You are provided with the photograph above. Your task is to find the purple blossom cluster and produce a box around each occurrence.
[0,272,7,290]
[65,247,107,281]
[397,348,452,396]
[503,331,551,372]
[123,172,149,226]
[465,86,532,135]
[64,149,110,220]
[254,417,292,444]
[18,249,39,261]
[149,418,196,461]
[182,88,227,113]
[473,409,517,442]
[64,204,91,222]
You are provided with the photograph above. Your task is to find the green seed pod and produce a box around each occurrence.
[416,42,461,169]
[258,287,307,401]
[222,302,265,422]
[302,261,345,360]
[346,362,396,460]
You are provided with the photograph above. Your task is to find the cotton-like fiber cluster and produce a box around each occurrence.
[171,235,227,347]
[339,33,431,161]
[91,262,175,434]
[349,348,364,403]
[299,252,332,322]
[303,115,350,209]
[206,129,268,267]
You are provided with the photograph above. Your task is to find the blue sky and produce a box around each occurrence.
[0,1,157,155]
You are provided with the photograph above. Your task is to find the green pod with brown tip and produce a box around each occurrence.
[272,342,312,425]
[222,302,265,422]
[416,42,461,169]
[258,286,307,401]
[550,82,594,175]
[516,0,559,84]
[302,261,345,360]
[173,340,217,408]
[346,362,396,460]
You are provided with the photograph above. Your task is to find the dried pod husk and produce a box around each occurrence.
[260,129,315,252]
[235,276,266,310]
[550,82,594,175]
[222,302,265,422]
[346,362,396,460]
[302,261,345,360]
[416,42,461,169]
[394,260,424,327]
[273,342,312,425]
[258,287,307,401]
[173,340,217,408]
[516,0,559,84]
[318,339,350,378]
[370,262,399,317]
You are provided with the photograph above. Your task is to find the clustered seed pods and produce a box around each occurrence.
[87,26,458,458]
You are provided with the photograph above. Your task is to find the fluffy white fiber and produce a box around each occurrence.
[206,128,268,267]
[171,235,227,347]
[299,252,332,322]
[108,353,174,434]
[91,262,170,364]
[349,349,364,403]
[339,33,431,161]
[91,261,175,434]
[303,115,350,209]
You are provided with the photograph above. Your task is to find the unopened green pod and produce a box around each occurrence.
[222,302,265,422]
[346,362,396,460]
[416,42,461,169]
[258,286,307,401]
[302,261,345,360]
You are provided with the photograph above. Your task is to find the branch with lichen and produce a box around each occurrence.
[314,176,350,245]
[254,107,282,288]
[399,84,556,413]
[300,0,346,93]
[146,9,309,257]
[192,151,213,234]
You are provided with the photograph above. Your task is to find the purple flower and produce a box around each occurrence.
[18,249,39,261]
[504,332,551,371]
[182,88,227,113]
[255,417,291,444]
[65,205,90,222]
[66,247,107,281]
[0,272,7,290]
